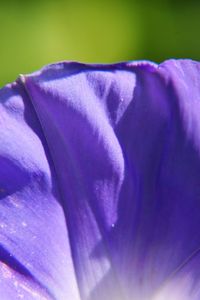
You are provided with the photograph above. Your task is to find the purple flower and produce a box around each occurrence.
[0,59,200,300]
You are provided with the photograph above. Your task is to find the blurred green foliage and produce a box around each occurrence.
[0,0,200,86]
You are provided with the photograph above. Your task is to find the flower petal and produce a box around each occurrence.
[0,82,80,299]
[22,62,138,300]
[114,59,200,298]
[1,59,200,300]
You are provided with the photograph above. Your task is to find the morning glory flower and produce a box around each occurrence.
[0,59,200,300]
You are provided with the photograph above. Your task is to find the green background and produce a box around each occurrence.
[0,0,200,86]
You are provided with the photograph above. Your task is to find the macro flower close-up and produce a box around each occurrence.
[0,59,200,300]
